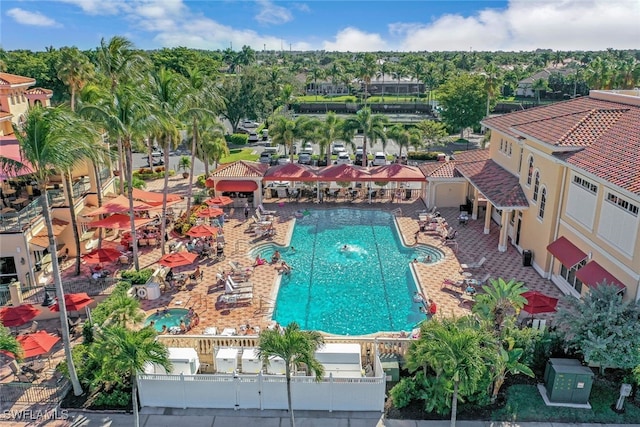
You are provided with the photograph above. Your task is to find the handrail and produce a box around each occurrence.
[234,239,249,254]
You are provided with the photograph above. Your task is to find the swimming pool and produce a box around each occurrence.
[145,308,190,332]
[254,208,444,335]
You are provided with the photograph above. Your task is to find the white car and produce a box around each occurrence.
[335,152,351,165]
[372,152,388,166]
[331,143,346,155]
[242,120,258,128]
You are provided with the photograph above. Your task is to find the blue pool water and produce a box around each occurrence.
[253,209,444,335]
[145,308,191,332]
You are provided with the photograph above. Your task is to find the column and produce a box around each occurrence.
[472,187,479,220]
[498,210,510,252]
[484,204,492,234]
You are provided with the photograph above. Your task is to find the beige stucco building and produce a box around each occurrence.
[421,90,640,302]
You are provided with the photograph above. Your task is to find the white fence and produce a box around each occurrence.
[138,362,385,412]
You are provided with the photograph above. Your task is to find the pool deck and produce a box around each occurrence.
[64,175,566,336]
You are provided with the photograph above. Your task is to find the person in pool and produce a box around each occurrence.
[341,244,349,252]
[161,325,168,334]
[271,250,281,264]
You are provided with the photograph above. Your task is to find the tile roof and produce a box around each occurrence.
[24,87,53,96]
[418,161,460,178]
[30,218,69,248]
[453,149,529,209]
[483,96,640,196]
[210,161,269,178]
[0,72,36,86]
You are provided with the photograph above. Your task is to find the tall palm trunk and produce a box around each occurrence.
[185,119,198,216]
[160,136,171,256]
[124,139,140,271]
[117,137,125,194]
[93,163,104,249]
[450,380,459,427]
[132,376,141,427]
[63,171,82,276]
[285,365,295,427]
[40,185,83,395]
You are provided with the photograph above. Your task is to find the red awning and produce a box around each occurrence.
[86,214,154,230]
[575,261,625,291]
[317,164,372,181]
[546,236,587,268]
[369,163,426,182]
[131,188,182,203]
[87,195,155,215]
[263,163,319,182]
[216,180,258,192]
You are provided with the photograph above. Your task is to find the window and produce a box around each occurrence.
[573,175,597,194]
[526,156,534,185]
[538,188,547,218]
[508,142,512,156]
[606,192,639,216]
[518,148,523,173]
[0,257,18,285]
[560,259,586,293]
[500,139,503,152]
[532,171,540,201]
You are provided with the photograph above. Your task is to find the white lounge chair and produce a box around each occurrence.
[258,204,277,215]
[460,256,486,270]
[225,277,253,294]
[221,292,253,305]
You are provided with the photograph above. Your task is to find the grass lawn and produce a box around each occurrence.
[219,148,258,163]
[296,95,357,102]
[493,383,640,423]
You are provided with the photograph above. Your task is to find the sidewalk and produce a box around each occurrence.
[25,408,637,427]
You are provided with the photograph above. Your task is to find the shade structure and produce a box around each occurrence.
[186,224,220,238]
[196,207,224,218]
[132,188,182,203]
[369,163,426,182]
[81,248,122,264]
[521,291,559,315]
[575,261,626,291]
[16,331,60,358]
[86,214,154,230]
[205,196,233,207]
[87,195,155,216]
[263,163,319,182]
[0,304,41,327]
[0,138,34,179]
[158,251,198,268]
[215,180,258,192]
[50,293,94,312]
[317,163,372,181]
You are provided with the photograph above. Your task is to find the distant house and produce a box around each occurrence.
[516,68,574,98]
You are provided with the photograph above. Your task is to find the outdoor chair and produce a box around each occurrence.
[16,373,34,383]
[460,256,486,271]
[225,276,253,294]
[258,204,276,215]
[25,321,38,334]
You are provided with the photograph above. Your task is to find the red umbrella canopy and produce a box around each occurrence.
[205,196,233,207]
[50,293,94,312]
[0,304,41,327]
[158,252,198,268]
[522,291,559,315]
[82,248,122,264]
[87,214,154,230]
[186,224,220,238]
[87,195,154,216]
[196,207,224,218]
[17,331,60,358]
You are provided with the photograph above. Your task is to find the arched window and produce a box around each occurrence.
[533,171,540,201]
[526,156,534,185]
[538,188,547,218]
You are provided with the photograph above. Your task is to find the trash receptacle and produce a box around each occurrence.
[523,250,533,267]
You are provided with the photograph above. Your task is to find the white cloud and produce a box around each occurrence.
[56,0,126,15]
[6,8,62,27]
[394,0,640,51]
[255,0,293,25]
[322,27,389,52]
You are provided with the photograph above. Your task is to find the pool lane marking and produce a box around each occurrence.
[370,221,394,331]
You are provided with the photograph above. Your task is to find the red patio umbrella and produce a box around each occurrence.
[158,252,198,268]
[196,207,224,218]
[50,293,94,313]
[16,331,60,358]
[0,304,41,327]
[205,196,233,207]
[522,291,559,315]
[87,195,155,216]
[186,224,220,238]
[86,214,154,230]
[82,248,122,264]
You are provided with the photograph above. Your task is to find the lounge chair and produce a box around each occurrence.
[460,256,486,270]
[220,292,253,306]
[225,277,253,294]
[259,204,277,215]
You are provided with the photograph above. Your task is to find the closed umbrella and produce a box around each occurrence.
[82,248,122,264]
[0,304,41,327]
[16,331,60,358]
[186,224,220,238]
[158,252,198,268]
[50,293,94,313]
[205,196,233,207]
[196,207,224,218]
[522,291,559,316]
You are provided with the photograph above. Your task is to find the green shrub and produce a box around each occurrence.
[92,388,131,408]
[196,174,207,188]
[389,378,418,408]
[120,268,154,285]
[407,151,441,161]
[226,133,248,146]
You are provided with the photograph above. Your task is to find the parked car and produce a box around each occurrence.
[242,119,259,128]
[331,142,346,155]
[373,152,388,166]
[354,153,365,166]
[298,152,312,165]
[248,133,259,143]
[259,152,272,164]
[335,152,351,165]
[277,157,291,165]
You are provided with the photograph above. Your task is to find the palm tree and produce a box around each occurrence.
[94,326,171,427]
[57,47,95,112]
[269,113,297,162]
[307,64,324,101]
[472,278,528,331]
[326,62,343,95]
[343,108,388,167]
[257,322,325,427]
[313,112,347,165]
[482,63,501,126]
[103,293,145,327]
[414,318,492,427]
[490,338,534,403]
[531,78,548,105]
[357,53,377,106]
[0,323,22,361]
[377,60,391,102]
[386,124,421,159]
[0,105,106,396]
[196,119,228,175]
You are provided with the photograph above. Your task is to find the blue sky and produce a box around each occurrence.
[2,0,639,52]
